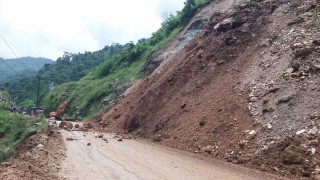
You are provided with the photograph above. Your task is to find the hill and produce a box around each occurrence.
[4,0,319,178]
[2,44,127,107]
[39,0,212,118]
[0,57,53,84]
[93,0,320,179]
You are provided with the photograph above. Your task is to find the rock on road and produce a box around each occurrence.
[59,130,284,180]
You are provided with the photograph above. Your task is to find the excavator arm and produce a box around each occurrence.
[50,101,67,120]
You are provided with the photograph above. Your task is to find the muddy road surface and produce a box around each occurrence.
[59,130,283,180]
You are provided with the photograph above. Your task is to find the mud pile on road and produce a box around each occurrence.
[95,0,320,178]
[0,128,65,180]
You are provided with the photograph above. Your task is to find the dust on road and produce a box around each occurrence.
[59,130,283,180]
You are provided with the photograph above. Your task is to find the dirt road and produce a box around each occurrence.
[59,130,283,180]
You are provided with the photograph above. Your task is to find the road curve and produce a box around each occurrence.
[59,130,285,180]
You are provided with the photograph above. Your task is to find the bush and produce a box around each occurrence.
[0,102,48,163]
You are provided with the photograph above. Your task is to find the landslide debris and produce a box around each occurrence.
[0,128,65,180]
[94,0,320,179]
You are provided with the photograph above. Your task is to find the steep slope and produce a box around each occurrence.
[95,0,320,178]
[40,0,213,118]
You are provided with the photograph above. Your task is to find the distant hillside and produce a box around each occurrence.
[0,57,54,83]
[2,44,127,107]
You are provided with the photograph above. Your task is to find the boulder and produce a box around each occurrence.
[291,61,301,71]
[283,68,295,78]
[246,130,257,140]
[296,129,306,135]
[306,148,316,155]
[36,144,44,148]
[309,139,319,147]
[236,155,251,164]
[308,127,318,136]
[310,62,320,72]
[259,39,271,48]
[217,60,226,65]
[248,130,256,135]
[267,123,273,130]
[199,120,206,127]
[224,37,237,45]
[59,121,73,130]
[203,146,214,154]
[153,134,162,142]
[313,39,320,46]
[249,97,258,102]
[66,137,74,141]
[277,94,294,104]
[294,47,313,58]
[239,140,247,149]
[283,145,304,165]
[83,122,93,129]
[214,18,234,32]
[102,138,108,142]
[290,43,304,50]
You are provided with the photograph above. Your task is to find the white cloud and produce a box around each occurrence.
[0,0,185,60]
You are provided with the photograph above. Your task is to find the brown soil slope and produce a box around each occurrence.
[95,0,320,178]
[0,130,65,180]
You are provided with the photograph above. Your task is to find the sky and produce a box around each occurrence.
[0,0,185,60]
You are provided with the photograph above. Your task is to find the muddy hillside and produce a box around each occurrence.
[95,0,320,178]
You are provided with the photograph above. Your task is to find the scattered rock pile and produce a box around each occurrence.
[249,127,320,178]
[0,129,65,179]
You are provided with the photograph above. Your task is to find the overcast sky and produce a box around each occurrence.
[0,0,185,60]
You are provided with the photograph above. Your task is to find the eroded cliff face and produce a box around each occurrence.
[95,0,320,178]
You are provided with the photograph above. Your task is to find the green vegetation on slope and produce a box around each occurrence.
[37,43,127,85]
[40,0,212,118]
[2,44,128,107]
[0,101,48,162]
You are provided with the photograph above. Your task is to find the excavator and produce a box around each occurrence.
[49,101,67,120]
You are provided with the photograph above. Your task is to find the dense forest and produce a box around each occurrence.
[2,0,211,116]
